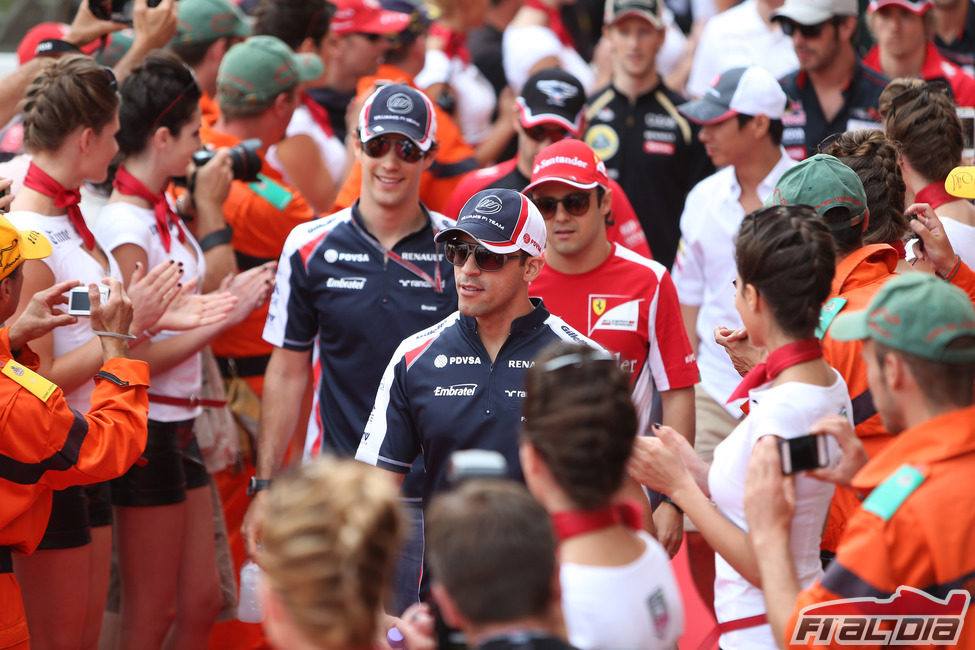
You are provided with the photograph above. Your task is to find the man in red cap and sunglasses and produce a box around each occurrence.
[527,138,699,557]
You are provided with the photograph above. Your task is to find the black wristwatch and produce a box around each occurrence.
[247,477,272,497]
[660,494,683,516]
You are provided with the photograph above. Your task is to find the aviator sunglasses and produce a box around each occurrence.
[361,135,426,163]
[778,17,836,38]
[444,240,521,272]
[523,124,570,143]
[532,192,592,220]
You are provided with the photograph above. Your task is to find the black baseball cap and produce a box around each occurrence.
[517,68,587,137]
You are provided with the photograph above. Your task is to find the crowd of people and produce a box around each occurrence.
[0,0,973,648]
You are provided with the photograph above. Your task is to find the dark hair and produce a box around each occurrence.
[737,113,784,146]
[170,38,223,67]
[875,340,975,408]
[821,129,908,249]
[426,481,555,624]
[21,55,120,153]
[253,0,332,50]
[116,51,202,156]
[736,205,836,339]
[879,78,962,182]
[521,342,636,509]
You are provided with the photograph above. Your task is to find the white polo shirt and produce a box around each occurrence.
[686,0,798,99]
[671,149,795,415]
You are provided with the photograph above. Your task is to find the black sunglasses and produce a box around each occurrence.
[532,192,592,220]
[354,32,383,42]
[444,240,521,272]
[524,124,569,143]
[102,65,118,92]
[888,79,951,116]
[362,136,425,163]
[778,17,836,38]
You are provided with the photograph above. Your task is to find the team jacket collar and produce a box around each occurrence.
[852,405,975,490]
[349,199,437,247]
[831,243,898,297]
[459,297,551,334]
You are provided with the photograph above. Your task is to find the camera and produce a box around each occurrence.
[777,434,829,475]
[67,285,110,316]
[192,138,263,183]
[88,0,162,23]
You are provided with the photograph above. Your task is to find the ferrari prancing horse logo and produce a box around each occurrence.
[592,298,606,316]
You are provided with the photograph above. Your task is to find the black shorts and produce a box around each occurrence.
[110,419,210,507]
[37,486,90,549]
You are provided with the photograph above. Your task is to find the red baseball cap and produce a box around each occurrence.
[867,0,932,13]
[523,139,611,194]
[17,23,99,65]
[331,0,411,36]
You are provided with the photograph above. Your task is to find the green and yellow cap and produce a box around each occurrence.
[174,0,251,46]
[765,153,867,232]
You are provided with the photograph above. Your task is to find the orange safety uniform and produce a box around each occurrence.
[817,244,899,553]
[788,405,975,649]
[949,258,975,305]
[0,328,149,649]
[200,123,315,395]
[332,64,477,214]
[200,91,220,128]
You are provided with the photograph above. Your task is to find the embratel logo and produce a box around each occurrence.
[475,195,503,214]
[433,383,477,397]
[792,586,970,646]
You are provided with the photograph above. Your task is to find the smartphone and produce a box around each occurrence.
[88,0,162,23]
[958,107,975,164]
[446,449,508,485]
[777,434,829,475]
[67,286,110,316]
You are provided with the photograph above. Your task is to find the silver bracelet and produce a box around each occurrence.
[91,330,137,340]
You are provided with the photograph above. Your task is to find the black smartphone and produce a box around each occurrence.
[88,0,162,24]
[777,434,829,475]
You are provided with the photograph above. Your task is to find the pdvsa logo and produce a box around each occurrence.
[792,586,970,646]
[434,355,482,367]
[433,383,477,397]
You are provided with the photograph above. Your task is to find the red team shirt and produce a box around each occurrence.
[531,243,699,428]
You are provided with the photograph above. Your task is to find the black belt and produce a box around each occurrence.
[0,546,11,573]
[216,354,271,378]
[234,250,275,271]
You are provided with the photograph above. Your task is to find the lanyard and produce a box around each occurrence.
[348,207,444,293]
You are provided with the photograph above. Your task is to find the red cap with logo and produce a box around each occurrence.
[17,23,100,65]
[331,0,411,35]
[523,138,611,194]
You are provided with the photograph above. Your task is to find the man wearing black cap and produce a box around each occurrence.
[445,68,653,258]
[244,84,458,613]
[585,0,714,270]
[356,188,597,504]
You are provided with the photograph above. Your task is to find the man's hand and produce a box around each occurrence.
[744,436,794,548]
[65,0,126,48]
[714,325,765,376]
[652,500,684,557]
[906,202,959,278]
[241,490,267,558]
[807,415,868,487]
[130,0,178,52]
[7,279,81,350]
[90,278,134,360]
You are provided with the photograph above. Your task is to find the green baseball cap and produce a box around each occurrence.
[764,153,867,232]
[174,0,251,46]
[217,36,323,107]
[831,273,975,363]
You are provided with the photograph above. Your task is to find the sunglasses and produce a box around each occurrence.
[444,240,521,272]
[524,124,570,143]
[102,65,118,93]
[362,136,425,163]
[532,192,592,220]
[778,17,835,38]
[353,32,384,42]
[888,79,951,116]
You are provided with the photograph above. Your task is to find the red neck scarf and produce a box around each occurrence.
[524,0,575,47]
[113,165,185,253]
[22,162,95,250]
[726,339,823,403]
[551,500,642,542]
[914,181,956,211]
[430,24,470,64]
[300,92,335,138]
[891,239,907,260]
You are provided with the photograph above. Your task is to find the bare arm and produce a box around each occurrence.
[189,148,237,292]
[680,303,700,354]
[112,0,178,81]
[0,59,46,128]
[653,386,696,556]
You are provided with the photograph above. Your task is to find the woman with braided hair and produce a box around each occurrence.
[628,204,852,650]
[520,342,683,649]
[879,77,975,269]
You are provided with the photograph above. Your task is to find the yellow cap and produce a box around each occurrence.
[0,215,51,280]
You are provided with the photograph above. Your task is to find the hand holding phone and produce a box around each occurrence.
[777,434,829,475]
[67,285,110,316]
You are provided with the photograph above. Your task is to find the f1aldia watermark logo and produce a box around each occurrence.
[792,586,970,646]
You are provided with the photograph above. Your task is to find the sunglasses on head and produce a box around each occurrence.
[443,240,521,272]
[524,124,570,143]
[532,192,592,220]
[778,17,835,38]
[362,135,426,163]
[889,79,951,116]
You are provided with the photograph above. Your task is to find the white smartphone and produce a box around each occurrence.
[67,286,110,316]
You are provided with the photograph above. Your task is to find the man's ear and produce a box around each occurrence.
[883,349,909,393]
[750,114,770,140]
[431,583,468,630]
[523,255,544,282]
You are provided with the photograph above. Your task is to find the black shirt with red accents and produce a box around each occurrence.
[584,82,713,270]
[936,0,975,76]
[780,61,889,161]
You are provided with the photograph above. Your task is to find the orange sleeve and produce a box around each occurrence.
[333,162,362,212]
[948,259,975,305]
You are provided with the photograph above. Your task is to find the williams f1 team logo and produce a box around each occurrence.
[792,586,970,645]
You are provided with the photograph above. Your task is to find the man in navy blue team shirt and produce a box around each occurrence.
[356,188,598,500]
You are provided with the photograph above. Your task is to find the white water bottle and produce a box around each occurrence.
[238,560,264,623]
